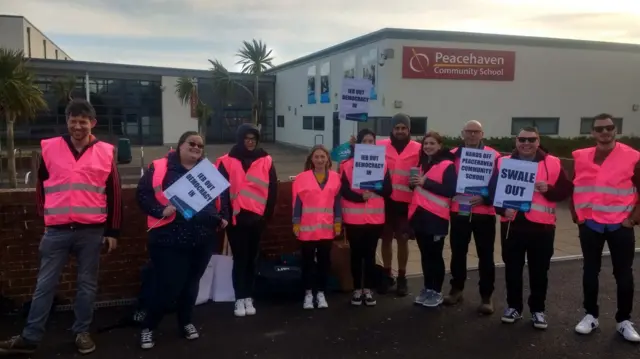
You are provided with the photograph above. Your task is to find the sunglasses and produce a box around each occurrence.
[593,125,615,133]
[187,141,204,149]
[517,137,538,143]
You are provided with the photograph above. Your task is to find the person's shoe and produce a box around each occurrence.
[501,308,522,323]
[363,290,377,307]
[303,291,314,310]
[477,296,494,315]
[616,320,640,342]
[443,288,463,306]
[183,324,199,340]
[316,292,329,309]
[531,312,548,330]
[414,288,430,305]
[140,329,155,350]
[0,335,38,355]
[244,298,257,316]
[396,276,408,297]
[423,291,443,308]
[351,290,363,306]
[574,314,599,334]
[75,332,96,354]
[377,274,395,294]
[234,299,246,317]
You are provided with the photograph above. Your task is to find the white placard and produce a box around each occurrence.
[492,158,538,212]
[352,144,385,190]
[455,148,496,195]
[338,78,371,122]
[163,159,230,220]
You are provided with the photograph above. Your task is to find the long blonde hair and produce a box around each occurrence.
[304,145,333,171]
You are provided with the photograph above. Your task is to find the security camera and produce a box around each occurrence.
[378,53,387,67]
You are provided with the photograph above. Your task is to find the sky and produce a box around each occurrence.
[1,0,639,71]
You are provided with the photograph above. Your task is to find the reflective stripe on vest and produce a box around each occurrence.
[41,137,113,226]
[378,139,421,203]
[408,160,454,221]
[572,143,640,224]
[293,170,341,241]
[450,146,500,215]
[340,158,386,225]
[222,155,272,225]
[147,157,177,229]
[498,155,562,225]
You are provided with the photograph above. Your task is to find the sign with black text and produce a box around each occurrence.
[352,144,385,190]
[455,148,495,196]
[492,158,538,212]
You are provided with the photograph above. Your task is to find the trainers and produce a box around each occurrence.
[478,296,494,315]
[364,290,377,307]
[234,299,246,317]
[532,312,548,329]
[140,329,154,349]
[316,292,329,309]
[616,320,640,342]
[443,289,463,306]
[415,288,430,305]
[396,276,408,297]
[351,290,363,306]
[303,291,314,310]
[244,298,256,316]
[574,314,599,334]
[501,308,523,323]
[75,332,96,354]
[423,291,443,308]
[0,335,37,355]
[183,324,199,340]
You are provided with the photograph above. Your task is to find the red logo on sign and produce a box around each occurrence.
[402,47,516,81]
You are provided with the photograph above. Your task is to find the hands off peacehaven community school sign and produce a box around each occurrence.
[454,148,496,215]
[402,46,516,81]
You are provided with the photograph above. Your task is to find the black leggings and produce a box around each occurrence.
[416,232,446,293]
[300,241,333,292]
[227,223,262,299]
[346,224,382,290]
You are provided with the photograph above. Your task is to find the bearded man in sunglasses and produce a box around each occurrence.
[571,113,640,342]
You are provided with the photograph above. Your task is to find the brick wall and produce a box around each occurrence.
[0,182,297,306]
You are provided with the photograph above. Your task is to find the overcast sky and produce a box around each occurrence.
[1,0,638,71]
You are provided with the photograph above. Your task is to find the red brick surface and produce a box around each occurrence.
[0,182,297,305]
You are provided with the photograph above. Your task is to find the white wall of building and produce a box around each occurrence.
[161,76,198,144]
[22,18,72,60]
[0,16,24,52]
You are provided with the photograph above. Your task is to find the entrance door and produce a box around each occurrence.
[332,112,340,149]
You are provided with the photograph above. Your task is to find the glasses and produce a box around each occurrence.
[245,137,257,143]
[187,141,204,149]
[517,137,538,143]
[464,130,481,135]
[593,125,615,133]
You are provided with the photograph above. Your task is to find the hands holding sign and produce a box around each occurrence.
[535,181,548,193]
[162,205,177,217]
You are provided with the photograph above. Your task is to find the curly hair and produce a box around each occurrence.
[304,145,333,171]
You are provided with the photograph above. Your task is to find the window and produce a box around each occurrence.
[580,117,623,135]
[26,27,31,58]
[313,116,325,131]
[511,117,559,135]
[303,116,313,130]
[410,117,427,136]
[43,40,47,59]
[277,115,284,128]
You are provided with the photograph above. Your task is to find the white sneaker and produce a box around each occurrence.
[575,314,599,334]
[234,299,246,317]
[244,298,256,316]
[616,320,640,342]
[316,292,328,309]
[303,292,314,310]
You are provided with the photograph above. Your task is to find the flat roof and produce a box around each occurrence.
[267,27,640,73]
[26,58,275,82]
[0,14,73,60]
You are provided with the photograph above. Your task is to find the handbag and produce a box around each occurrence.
[330,234,353,292]
[210,232,236,302]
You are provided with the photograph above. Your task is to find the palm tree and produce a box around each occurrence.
[0,48,48,187]
[174,76,212,142]
[235,40,274,126]
[51,75,76,102]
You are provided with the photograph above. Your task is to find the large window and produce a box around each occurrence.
[580,117,623,135]
[511,117,559,135]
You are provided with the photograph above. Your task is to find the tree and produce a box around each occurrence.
[235,40,274,126]
[174,76,212,142]
[0,48,47,188]
[51,75,76,102]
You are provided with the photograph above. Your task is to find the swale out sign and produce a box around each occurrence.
[352,144,385,190]
[339,78,371,122]
[493,158,538,212]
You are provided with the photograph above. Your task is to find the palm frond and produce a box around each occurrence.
[235,39,274,75]
[174,76,197,106]
[0,48,48,122]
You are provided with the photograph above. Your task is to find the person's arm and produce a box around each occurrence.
[374,169,393,198]
[541,168,573,202]
[264,163,278,220]
[334,191,342,224]
[422,163,457,198]
[136,163,165,219]
[568,163,579,223]
[217,163,233,222]
[35,157,48,217]
[627,160,640,224]
[340,171,366,202]
[104,154,123,239]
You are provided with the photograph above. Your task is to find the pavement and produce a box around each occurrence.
[2,254,640,358]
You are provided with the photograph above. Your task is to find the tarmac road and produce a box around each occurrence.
[1,255,640,359]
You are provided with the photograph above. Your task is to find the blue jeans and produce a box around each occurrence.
[22,227,104,343]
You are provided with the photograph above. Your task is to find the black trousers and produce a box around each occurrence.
[416,232,446,293]
[449,213,496,297]
[300,241,333,292]
[346,224,383,290]
[501,224,554,313]
[579,224,635,322]
[143,243,214,330]
[227,223,263,300]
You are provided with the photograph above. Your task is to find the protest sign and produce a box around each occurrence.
[352,144,385,190]
[455,148,496,196]
[331,142,353,163]
[163,159,230,220]
[492,158,538,212]
[338,78,371,122]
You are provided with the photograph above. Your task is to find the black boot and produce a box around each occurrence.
[396,276,408,297]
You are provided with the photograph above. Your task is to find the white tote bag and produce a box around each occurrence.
[195,253,217,305]
[210,233,236,302]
